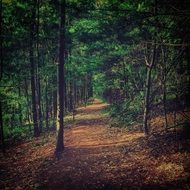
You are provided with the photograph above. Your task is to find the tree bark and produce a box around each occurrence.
[30,44,39,137]
[186,46,190,106]
[84,75,87,107]
[24,78,32,132]
[88,74,93,98]
[37,79,43,132]
[143,44,156,135]
[45,78,49,130]
[18,82,23,126]
[0,101,5,153]
[53,87,57,129]
[55,0,66,155]
[143,0,157,135]
[0,0,5,153]
[0,0,2,79]
[122,58,128,98]
[162,47,168,131]
[30,1,39,137]
[36,0,43,133]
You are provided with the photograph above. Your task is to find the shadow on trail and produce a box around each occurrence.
[37,130,190,190]
[36,100,190,190]
[74,118,108,127]
[38,138,190,190]
[76,106,108,116]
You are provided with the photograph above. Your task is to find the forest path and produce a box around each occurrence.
[38,99,189,190]
[0,99,189,190]
[40,99,147,190]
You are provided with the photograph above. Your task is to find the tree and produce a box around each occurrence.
[143,42,157,134]
[30,0,40,137]
[0,0,5,153]
[55,0,66,155]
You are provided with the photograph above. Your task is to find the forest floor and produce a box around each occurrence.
[0,99,190,190]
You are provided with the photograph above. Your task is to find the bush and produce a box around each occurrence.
[109,93,143,127]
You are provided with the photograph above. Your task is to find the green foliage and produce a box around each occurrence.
[1,0,189,141]
[4,125,30,140]
[109,93,144,126]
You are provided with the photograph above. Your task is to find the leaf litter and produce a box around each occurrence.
[0,100,190,190]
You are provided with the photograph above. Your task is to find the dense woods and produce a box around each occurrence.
[0,0,190,189]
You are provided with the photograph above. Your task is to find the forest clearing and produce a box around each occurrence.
[0,99,190,189]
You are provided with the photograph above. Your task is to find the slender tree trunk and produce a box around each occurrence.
[18,82,23,126]
[143,44,156,135]
[162,47,168,131]
[52,65,58,129]
[10,106,15,129]
[143,0,157,135]
[0,0,2,79]
[50,90,54,121]
[72,78,76,121]
[24,79,31,119]
[30,45,39,136]
[41,99,45,123]
[84,75,88,107]
[45,78,49,130]
[0,0,5,153]
[88,74,93,98]
[38,79,43,132]
[163,75,168,130]
[55,0,66,155]
[30,3,39,137]
[0,101,5,153]
[53,87,57,129]
[186,46,190,106]
[122,58,128,98]
[36,0,43,133]
[69,79,73,112]
[66,80,69,112]
[24,78,32,131]
[74,80,78,107]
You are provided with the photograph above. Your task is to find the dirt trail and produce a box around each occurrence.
[40,99,146,190]
[39,99,190,190]
[0,99,190,190]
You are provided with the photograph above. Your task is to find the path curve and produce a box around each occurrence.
[1,99,189,190]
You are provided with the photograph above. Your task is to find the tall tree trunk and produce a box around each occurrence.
[74,80,78,107]
[36,0,43,133]
[10,106,15,129]
[30,43,39,137]
[18,82,23,126]
[88,74,93,98]
[72,78,76,121]
[53,67,58,129]
[55,0,66,155]
[0,0,5,153]
[53,87,57,129]
[0,101,5,153]
[84,75,88,107]
[64,80,67,112]
[45,79,49,130]
[143,0,157,135]
[163,73,168,130]
[162,47,168,131]
[0,0,2,79]
[122,58,128,98]
[69,79,73,112]
[186,46,190,106]
[50,90,54,120]
[38,79,43,132]
[143,44,156,135]
[24,78,32,132]
[30,2,39,137]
